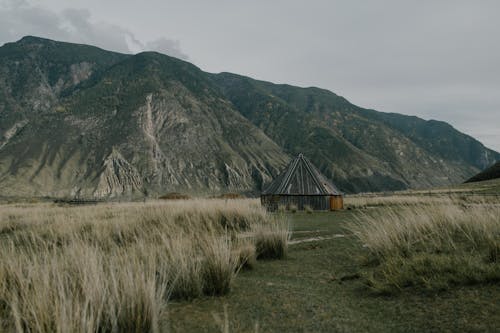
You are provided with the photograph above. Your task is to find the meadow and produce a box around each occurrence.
[0,184,499,332]
[170,190,499,332]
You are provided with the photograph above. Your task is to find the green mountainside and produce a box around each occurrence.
[465,162,500,183]
[0,36,498,198]
[210,73,499,192]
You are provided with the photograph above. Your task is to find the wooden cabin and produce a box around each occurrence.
[261,153,343,211]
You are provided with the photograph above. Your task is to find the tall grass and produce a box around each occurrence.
[253,219,290,259]
[0,199,289,332]
[345,193,500,209]
[348,200,500,294]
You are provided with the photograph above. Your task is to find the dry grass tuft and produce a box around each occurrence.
[0,199,288,332]
[348,200,500,293]
[234,242,257,270]
[254,219,290,260]
[345,192,500,209]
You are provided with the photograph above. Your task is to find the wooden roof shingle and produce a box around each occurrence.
[262,154,341,195]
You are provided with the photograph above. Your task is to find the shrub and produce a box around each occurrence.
[212,193,245,199]
[158,192,191,200]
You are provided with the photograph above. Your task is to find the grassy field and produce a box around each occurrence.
[1,188,499,332]
[168,202,500,332]
[0,200,288,332]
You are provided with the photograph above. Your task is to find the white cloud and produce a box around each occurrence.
[0,0,188,58]
[144,37,188,60]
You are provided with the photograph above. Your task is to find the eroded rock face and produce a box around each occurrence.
[0,38,289,198]
[93,149,143,198]
[0,120,28,150]
[125,86,288,194]
[70,62,93,86]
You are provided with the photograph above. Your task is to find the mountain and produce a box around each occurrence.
[210,73,499,192]
[465,162,500,183]
[0,36,288,198]
[0,36,498,198]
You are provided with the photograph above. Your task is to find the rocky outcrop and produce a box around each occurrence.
[0,120,28,150]
[93,149,143,198]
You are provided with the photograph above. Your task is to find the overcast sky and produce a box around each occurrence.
[1,0,499,152]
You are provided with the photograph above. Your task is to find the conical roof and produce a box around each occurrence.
[262,154,341,195]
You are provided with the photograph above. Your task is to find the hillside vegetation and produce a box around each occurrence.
[211,73,499,192]
[465,161,500,183]
[0,36,498,198]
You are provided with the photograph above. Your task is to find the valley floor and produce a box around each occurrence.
[168,211,500,332]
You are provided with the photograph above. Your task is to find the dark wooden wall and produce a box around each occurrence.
[261,195,343,211]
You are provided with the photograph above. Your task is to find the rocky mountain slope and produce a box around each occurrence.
[0,37,288,198]
[211,73,499,192]
[0,36,498,198]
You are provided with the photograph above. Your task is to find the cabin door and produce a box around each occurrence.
[330,196,343,211]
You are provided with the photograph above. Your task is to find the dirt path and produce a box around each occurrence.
[289,234,345,245]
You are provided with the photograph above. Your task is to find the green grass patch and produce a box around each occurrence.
[349,202,500,296]
[168,210,500,332]
[365,253,500,295]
